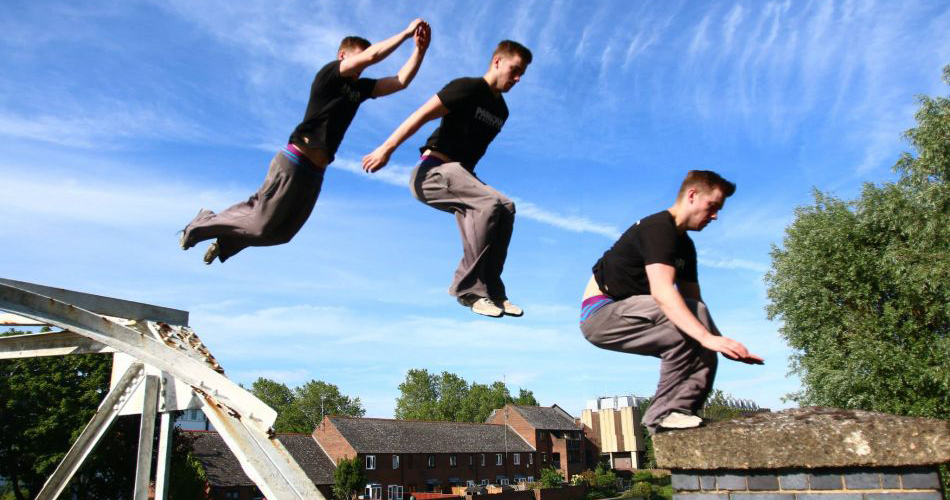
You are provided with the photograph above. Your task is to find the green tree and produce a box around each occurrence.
[295,380,365,429]
[698,389,745,421]
[251,377,307,433]
[332,456,366,500]
[765,66,950,419]
[0,328,137,500]
[394,369,541,422]
[539,466,565,488]
[251,377,364,433]
[514,388,539,406]
[393,369,440,420]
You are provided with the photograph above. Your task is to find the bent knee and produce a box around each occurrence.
[493,196,515,216]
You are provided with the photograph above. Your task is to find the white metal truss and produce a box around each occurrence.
[0,278,327,500]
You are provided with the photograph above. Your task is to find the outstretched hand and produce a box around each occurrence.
[414,21,431,51]
[405,18,425,37]
[362,146,391,173]
[700,335,765,365]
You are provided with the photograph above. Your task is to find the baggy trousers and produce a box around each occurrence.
[410,160,515,300]
[580,295,719,431]
[182,149,324,262]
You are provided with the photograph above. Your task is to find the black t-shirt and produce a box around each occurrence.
[421,77,508,171]
[289,60,377,162]
[592,211,698,300]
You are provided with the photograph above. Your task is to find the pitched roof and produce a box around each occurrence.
[184,431,335,487]
[326,416,535,453]
[509,405,578,431]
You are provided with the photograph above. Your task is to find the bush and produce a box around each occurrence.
[539,466,565,488]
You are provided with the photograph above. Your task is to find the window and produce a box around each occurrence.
[467,480,476,487]
[528,453,533,465]
[480,479,489,486]
[428,454,436,468]
[450,454,457,467]
[496,454,503,466]
[469,454,474,466]
[527,476,535,482]
[513,453,520,465]
[224,492,239,500]
[366,485,382,500]
[392,455,400,469]
[499,478,509,486]
[480,454,486,466]
[542,453,547,463]
[366,455,376,470]
[388,485,404,500]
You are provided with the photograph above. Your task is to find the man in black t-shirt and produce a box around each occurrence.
[179,19,430,264]
[579,171,764,433]
[362,40,532,318]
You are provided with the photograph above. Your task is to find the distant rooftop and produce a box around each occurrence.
[488,405,579,431]
[185,431,335,487]
[327,416,535,454]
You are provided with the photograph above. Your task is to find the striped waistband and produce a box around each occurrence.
[281,143,317,169]
[580,294,614,323]
[419,154,446,168]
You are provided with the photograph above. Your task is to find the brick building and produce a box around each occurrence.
[313,416,540,498]
[185,430,335,500]
[485,405,589,481]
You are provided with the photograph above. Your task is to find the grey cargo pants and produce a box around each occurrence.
[580,295,719,432]
[410,159,515,300]
[182,148,324,262]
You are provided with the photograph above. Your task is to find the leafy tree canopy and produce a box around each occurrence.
[0,328,137,500]
[393,369,539,422]
[332,456,366,500]
[766,65,950,419]
[251,377,364,433]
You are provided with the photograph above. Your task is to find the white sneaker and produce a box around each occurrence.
[203,241,220,265]
[495,299,523,317]
[657,411,703,430]
[466,297,503,317]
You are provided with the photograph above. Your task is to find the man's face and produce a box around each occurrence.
[493,54,527,92]
[688,187,725,231]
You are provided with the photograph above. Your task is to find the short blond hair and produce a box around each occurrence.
[676,170,736,199]
[492,40,532,65]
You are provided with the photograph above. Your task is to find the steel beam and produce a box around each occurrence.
[0,278,188,325]
[0,312,45,326]
[35,363,145,500]
[0,331,114,359]
[134,375,160,500]
[0,283,277,433]
[202,396,328,500]
[154,412,173,500]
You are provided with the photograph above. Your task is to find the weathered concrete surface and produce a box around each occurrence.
[654,407,950,470]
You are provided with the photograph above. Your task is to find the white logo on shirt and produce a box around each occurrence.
[474,107,505,129]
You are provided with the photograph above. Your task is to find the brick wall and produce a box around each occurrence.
[312,418,357,462]
[670,466,944,500]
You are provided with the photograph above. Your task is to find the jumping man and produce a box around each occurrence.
[579,170,764,433]
[362,40,531,318]
[180,19,431,264]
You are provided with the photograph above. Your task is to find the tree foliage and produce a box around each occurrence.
[393,369,539,422]
[766,66,950,419]
[251,377,365,433]
[332,456,366,500]
[539,466,565,488]
[0,329,137,500]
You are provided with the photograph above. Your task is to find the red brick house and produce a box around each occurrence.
[313,416,539,498]
[485,405,588,481]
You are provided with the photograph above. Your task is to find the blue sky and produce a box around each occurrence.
[2,0,948,418]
